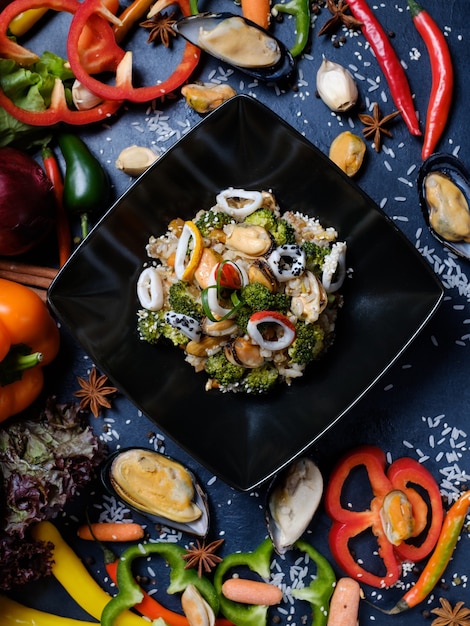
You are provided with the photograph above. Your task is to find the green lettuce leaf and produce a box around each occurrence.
[0,50,74,148]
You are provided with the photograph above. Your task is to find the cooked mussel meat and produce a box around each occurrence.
[173,13,295,83]
[101,448,209,536]
[266,457,323,554]
[418,153,470,260]
[425,172,470,243]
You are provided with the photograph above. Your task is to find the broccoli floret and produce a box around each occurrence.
[241,282,290,312]
[301,241,331,274]
[204,351,246,387]
[244,209,296,246]
[137,309,189,347]
[195,209,233,237]
[242,363,279,393]
[169,281,203,321]
[288,321,325,365]
[235,283,291,332]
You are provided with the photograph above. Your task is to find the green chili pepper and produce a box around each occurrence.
[101,542,219,626]
[58,132,110,240]
[273,0,310,57]
[213,537,274,626]
[291,540,336,626]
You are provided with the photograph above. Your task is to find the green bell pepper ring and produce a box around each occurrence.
[213,537,274,626]
[273,0,311,57]
[101,542,219,626]
[291,540,336,626]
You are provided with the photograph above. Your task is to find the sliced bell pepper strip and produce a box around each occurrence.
[101,542,219,626]
[174,221,204,282]
[324,445,443,588]
[113,0,158,44]
[30,521,153,625]
[0,0,124,125]
[67,0,201,103]
[8,8,49,37]
[291,540,336,626]
[213,537,274,626]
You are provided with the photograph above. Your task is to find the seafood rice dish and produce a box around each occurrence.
[136,188,347,393]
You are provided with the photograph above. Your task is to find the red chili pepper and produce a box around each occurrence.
[42,146,72,267]
[324,445,443,588]
[388,490,470,614]
[66,0,201,103]
[0,0,123,126]
[407,0,453,160]
[346,0,421,137]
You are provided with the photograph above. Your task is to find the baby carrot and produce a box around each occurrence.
[221,578,283,606]
[241,0,271,29]
[77,522,145,542]
[326,577,361,626]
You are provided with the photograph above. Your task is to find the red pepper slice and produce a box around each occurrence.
[67,0,201,103]
[324,445,443,588]
[0,0,124,125]
[216,261,244,291]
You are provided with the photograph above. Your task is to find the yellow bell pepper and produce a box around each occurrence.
[0,594,95,626]
[174,221,204,282]
[8,8,49,36]
[31,521,156,626]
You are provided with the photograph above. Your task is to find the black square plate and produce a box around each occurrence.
[48,95,443,491]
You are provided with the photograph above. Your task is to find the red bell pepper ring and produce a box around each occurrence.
[324,445,443,588]
[67,0,201,104]
[0,0,124,126]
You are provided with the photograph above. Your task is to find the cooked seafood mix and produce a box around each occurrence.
[136,188,347,393]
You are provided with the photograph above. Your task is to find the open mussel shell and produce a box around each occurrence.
[265,457,323,555]
[417,152,470,260]
[173,12,295,83]
[101,447,210,537]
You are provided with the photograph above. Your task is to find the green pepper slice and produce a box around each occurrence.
[101,542,219,626]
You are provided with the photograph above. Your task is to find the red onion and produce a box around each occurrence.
[0,147,55,256]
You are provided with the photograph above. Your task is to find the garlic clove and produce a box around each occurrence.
[71,79,104,111]
[316,56,358,112]
[115,145,159,177]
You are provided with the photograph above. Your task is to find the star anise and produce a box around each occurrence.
[74,367,118,417]
[431,597,470,626]
[182,539,224,577]
[140,11,177,46]
[317,0,363,37]
[358,102,401,152]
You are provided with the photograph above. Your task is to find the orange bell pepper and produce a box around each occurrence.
[0,278,60,422]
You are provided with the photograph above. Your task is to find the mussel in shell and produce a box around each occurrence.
[266,457,323,554]
[418,153,470,260]
[173,13,295,83]
[101,448,209,536]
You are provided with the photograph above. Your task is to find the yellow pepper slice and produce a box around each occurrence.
[8,8,49,36]
[174,220,204,282]
[31,521,152,626]
[0,594,95,626]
